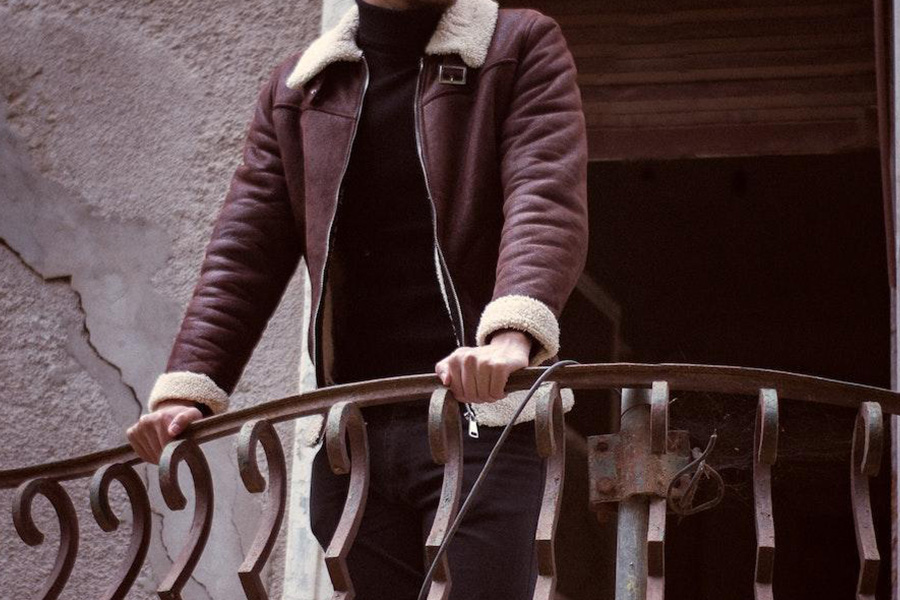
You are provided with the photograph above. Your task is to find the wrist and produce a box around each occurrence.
[488,329,532,354]
[155,398,209,416]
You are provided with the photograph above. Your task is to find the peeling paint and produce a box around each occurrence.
[0,0,319,596]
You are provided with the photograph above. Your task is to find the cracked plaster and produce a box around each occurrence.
[0,0,321,597]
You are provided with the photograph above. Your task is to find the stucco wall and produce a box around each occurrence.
[0,0,321,597]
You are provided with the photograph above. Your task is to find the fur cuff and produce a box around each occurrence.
[148,371,229,415]
[475,295,560,365]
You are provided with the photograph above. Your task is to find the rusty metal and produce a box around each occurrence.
[236,419,287,600]
[533,382,566,600]
[156,438,214,600]
[4,364,900,597]
[612,388,652,600]
[646,497,666,600]
[647,382,669,600]
[89,462,151,600]
[590,429,691,506]
[4,363,900,488]
[852,401,884,600]
[424,388,463,600]
[650,381,669,455]
[646,383,670,600]
[753,389,779,600]
[324,401,370,600]
[13,477,78,600]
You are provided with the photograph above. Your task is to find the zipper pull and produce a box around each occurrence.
[464,404,479,439]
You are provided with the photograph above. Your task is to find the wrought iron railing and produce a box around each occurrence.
[1,363,897,600]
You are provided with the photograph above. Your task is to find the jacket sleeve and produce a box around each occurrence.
[475,12,589,366]
[148,66,304,415]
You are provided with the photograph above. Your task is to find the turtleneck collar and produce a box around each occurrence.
[355,0,445,54]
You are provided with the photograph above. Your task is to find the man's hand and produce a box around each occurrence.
[125,399,203,465]
[435,330,532,403]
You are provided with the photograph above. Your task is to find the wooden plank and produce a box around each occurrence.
[574,48,875,75]
[580,72,875,101]
[577,62,873,85]
[508,0,865,16]
[586,120,876,160]
[552,3,868,27]
[585,105,868,127]
[503,0,879,158]
[557,17,873,45]
[569,33,871,59]
[581,91,875,115]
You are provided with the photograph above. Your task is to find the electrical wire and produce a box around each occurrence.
[416,359,579,600]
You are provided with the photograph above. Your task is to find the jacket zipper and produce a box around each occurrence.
[311,55,371,385]
[414,56,478,438]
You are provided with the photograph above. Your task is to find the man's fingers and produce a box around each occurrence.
[144,430,163,465]
[168,407,202,436]
[147,419,172,460]
[461,353,479,402]
[476,358,493,402]
[489,360,510,400]
[448,357,465,401]
[126,426,155,465]
[435,360,451,387]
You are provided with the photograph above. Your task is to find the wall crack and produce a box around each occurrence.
[0,236,143,420]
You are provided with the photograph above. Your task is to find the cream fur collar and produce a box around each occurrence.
[286,0,500,89]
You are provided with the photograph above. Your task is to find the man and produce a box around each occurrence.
[127,0,587,596]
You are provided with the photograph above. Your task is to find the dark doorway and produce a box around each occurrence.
[556,149,891,599]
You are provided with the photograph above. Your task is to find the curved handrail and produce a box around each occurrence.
[2,362,897,488]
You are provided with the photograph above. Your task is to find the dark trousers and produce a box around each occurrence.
[310,400,546,600]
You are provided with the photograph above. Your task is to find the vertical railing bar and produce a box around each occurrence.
[89,462,152,600]
[615,387,653,600]
[13,477,80,600]
[646,497,666,600]
[235,419,288,600]
[753,388,779,600]
[156,438,214,600]
[424,388,463,600]
[646,381,670,600]
[532,382,567,600]
[323,401,370,600]
[852,401,884,600]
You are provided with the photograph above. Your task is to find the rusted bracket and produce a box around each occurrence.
[753,389,779,600]
[851,401,883,600]
[591,382,689,600]
[589,383,691,506]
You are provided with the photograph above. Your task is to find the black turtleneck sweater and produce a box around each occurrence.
[328,0,458,385]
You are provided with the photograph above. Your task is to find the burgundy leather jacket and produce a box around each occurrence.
[148,0,589,431]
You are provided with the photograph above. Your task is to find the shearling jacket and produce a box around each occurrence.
[147,0,589,443]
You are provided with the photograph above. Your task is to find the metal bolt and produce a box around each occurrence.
[597,441,609,452]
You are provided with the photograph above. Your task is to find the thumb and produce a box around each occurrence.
[168,408,200,436]
[435,362,451,387]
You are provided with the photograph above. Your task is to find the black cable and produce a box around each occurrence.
[416,359,579,600]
